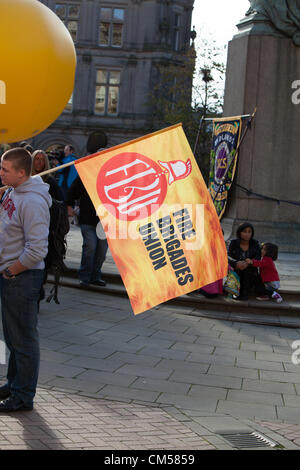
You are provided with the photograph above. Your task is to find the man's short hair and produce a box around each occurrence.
[2,147,33,176]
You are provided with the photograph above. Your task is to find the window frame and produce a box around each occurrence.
[55,2,80,43]
[98,6,125,48]
[94,69,121,116]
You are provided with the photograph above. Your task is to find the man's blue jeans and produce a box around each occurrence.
[0,269,44,407]
[79,224,108,283]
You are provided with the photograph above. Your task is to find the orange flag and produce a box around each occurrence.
[75,123,227,314]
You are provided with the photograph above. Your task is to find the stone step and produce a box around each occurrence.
[61,266,300,298]
[46,272,300,328]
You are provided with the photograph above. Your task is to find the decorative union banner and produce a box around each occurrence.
[208,117,242,219]
[76,123,228,315]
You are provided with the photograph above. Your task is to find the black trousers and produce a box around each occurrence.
[236,267,262,297]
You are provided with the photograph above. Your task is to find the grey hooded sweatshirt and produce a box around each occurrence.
[0,175,52,272]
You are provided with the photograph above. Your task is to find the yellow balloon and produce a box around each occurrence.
[0,0,76,144]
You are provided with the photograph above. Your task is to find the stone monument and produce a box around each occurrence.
[222,0,300,252]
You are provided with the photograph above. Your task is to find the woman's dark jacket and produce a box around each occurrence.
[228,238,261,269]
[46,175,64,201]
[66,177,98,226]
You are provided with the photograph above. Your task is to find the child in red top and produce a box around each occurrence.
[246,243,283,303]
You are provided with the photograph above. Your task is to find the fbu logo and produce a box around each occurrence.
[96,152,192,221]
[97,153,168,221]
[291,80,300,104]
[291,340,300,365]
[0,80,6,104]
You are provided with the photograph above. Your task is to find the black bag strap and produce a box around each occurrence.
[46,267,61,304]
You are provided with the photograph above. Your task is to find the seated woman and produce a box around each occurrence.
[228,222,261,300]
[31,150,63,201]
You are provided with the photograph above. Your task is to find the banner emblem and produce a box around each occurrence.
[97,152,192,221]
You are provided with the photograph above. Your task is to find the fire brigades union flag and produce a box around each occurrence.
[208,117,242,219]
[75,123,227,315]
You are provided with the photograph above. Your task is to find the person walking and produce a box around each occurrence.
[57,144,78,200]
[66,177,108,287]
[0,148,52,411]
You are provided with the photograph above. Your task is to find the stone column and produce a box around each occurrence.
[222,13,300,252]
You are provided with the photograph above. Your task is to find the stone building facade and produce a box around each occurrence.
[32,0,195,157]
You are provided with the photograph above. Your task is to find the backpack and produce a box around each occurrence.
[45,199,70,304]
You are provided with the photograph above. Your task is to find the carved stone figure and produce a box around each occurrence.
[246,0,300,45]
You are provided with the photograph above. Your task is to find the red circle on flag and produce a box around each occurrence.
[96,152,167,221]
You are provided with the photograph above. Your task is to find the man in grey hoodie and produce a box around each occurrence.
[0,147,52,412]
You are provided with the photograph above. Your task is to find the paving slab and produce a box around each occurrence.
[242,379,296,395]
[235,358,285,371]
[207,364,259,380]
[136,346,190,360]
[186,353,236,366]
[226,389,284,406]
[216,400,278,421]
[169,371,242,389]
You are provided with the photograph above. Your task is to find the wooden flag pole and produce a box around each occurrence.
[1,122,185,192]
[0,160,76,194]
[37,160,75,179]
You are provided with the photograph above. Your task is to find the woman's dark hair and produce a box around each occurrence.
[236,222,254,239]
[263,243,278,261]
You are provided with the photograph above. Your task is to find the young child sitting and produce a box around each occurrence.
[246,243,283,303]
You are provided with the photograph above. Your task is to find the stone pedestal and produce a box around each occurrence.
[222,14,300,252]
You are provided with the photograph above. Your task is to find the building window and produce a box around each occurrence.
[99,7,124,47]
[174,13,181,51]
[55,3,80,42]
[95,70,121,115]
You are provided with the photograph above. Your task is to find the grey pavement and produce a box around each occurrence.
[0,225,299,450]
